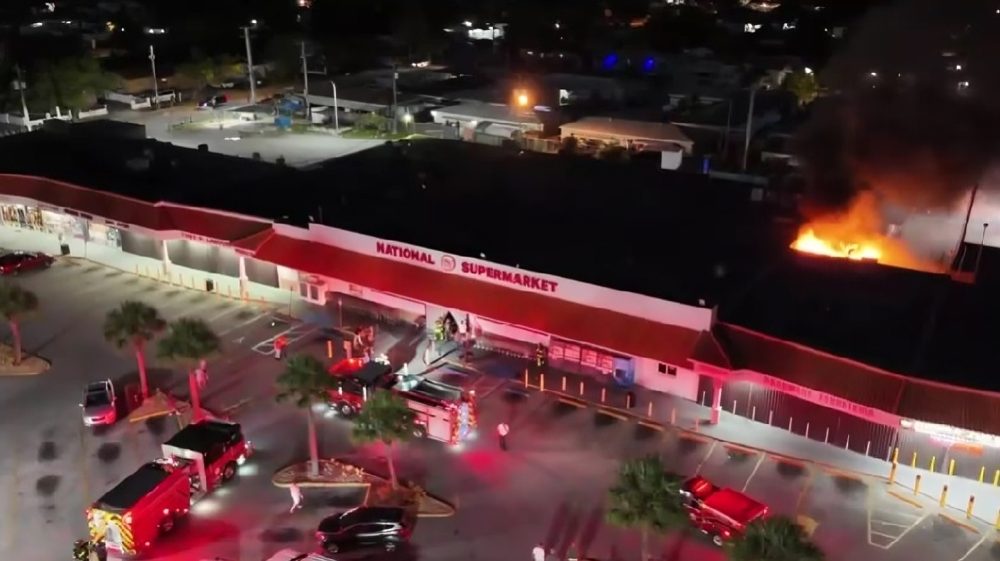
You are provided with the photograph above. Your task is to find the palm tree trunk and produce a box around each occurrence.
[134,343,149,399]
[9,320,21,365]
[188,368,202,421]
[306,403,320,477]
[386,441,398,489]
[640,526,649,561]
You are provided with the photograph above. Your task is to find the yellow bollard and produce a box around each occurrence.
[980,466,986,483]
[695,418,701,432]
[600,388,606,403]
[967,496,975,520]
[940,485,949,508]
[523,368,529,387]
[540,373,546,392]
[930,456,937,473]
[913,474,921,495]
[889,462,898,485]
[994,470,999,487]
[561,376,567,392]
[996,509,1000,530]
[911,451,917,468]
[327,340,333,359]
[647,401,653,417]
[670,408,677,425]
[949,459,956,476]
[893,447,899,464]
[578,381,584,396]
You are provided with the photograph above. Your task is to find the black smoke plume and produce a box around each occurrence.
[794,0,1000,214]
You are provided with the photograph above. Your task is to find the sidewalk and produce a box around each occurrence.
[482,355,1000,529]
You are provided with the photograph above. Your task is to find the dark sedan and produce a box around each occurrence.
[315,506,413,554]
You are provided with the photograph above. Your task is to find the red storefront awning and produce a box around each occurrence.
[254,234,701,366]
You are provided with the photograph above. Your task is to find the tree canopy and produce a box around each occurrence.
[29,56,121,112]
[157,317,220,365]
[606,456,687,560]
[726,516,824,561]
[104,301,165,349]
[275,354,339,409]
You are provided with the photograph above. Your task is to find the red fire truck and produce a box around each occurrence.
[87,420,251,556]
[680,476,769,546]
[327,357,477,445]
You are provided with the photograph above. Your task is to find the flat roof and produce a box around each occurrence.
[560,117,693,146]
[95,463,172,512]
[163,420,242,454]
[431,101,542,125]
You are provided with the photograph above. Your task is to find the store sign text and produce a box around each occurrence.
[460,262,558,293]
[754,374,879,419]
[376,241,436,265]
[182,232,228,246]
[375,240,559,294]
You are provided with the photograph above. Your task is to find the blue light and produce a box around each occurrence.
[603,54,618,69]
[643,57,655,71]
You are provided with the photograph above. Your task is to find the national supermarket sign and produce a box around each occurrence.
[375,241,559,294]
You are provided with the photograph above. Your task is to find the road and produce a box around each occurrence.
[0,250,993,561]
[110,105,384,168]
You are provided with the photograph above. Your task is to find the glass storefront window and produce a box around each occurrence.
[0,204,43,230]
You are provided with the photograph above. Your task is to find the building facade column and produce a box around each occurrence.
[161,239,171,277]
[710,377,724,424]
[238,255,249,299]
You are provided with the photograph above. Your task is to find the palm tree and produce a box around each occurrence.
[726,516,824,561]
[157,318,220,420]
[0,282,38,365]
[104,301,165,399]
[275,354,338,477]
[351,390,418,489]
[606,456,687,561]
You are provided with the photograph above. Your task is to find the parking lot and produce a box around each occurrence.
[3,255,999,561]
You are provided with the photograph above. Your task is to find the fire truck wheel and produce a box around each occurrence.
[337,402,356,417]
[412,424,427,438]
[223,461,237,482]
[711,534,724,547]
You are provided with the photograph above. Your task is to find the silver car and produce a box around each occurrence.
[81,380,117,426]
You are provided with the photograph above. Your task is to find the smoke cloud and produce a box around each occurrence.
[794,0,1000,214]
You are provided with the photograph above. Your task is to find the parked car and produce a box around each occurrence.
[81,380,117,427]
[315,506,413,554]
[0,251,53,275]
[198,94,228,109]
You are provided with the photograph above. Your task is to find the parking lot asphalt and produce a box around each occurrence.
[3,259,997,561]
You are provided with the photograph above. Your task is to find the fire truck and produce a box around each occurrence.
[327,357,477,445]
[680,476,769,546]
[87,420,251,556]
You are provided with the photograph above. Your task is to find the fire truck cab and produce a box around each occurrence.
[160,419,252,499]
[680,475,769,546]
[327,357,477,444]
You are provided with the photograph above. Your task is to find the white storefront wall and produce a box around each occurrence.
[634,358,699,401]
[277,223,714,333]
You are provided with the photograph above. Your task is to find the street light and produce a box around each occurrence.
[402,112,413,131]
[514,89,530,108]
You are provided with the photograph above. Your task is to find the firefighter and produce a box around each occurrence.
[433,317,445,342]
[288,483,303,512]
[535,343,547,368]
[274,335,288,360]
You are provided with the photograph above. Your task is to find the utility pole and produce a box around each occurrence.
[741,85,757,172]
[391,63,398,134]
[148,45,159,108]
[329,80,339,132]
[14,65,30,131]
[300,41,311,121]
[242,26,256,105]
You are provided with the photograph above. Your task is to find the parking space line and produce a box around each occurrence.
[957,533,991,561]
[694,440,718,475]
[867,511,928,550]
[794,471,815,515]
[218,310,269,336]
[205,303,246,323]
[938,513,981,535]
[742,454,766,492]
[886,489,924,510]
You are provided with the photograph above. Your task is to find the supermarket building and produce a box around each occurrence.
[2,127,1000,481]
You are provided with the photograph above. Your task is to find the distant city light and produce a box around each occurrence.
[554,22,561,29]
[643,57,655,72]
[30,22,43,28]
[602,53,618,70]
[869,71,878,78]
[804,67,813,74]
[250,19,258,25]
[463,20,473,27]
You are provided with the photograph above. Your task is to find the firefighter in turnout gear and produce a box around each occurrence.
[535,343,547,368]
[433,316,446,342]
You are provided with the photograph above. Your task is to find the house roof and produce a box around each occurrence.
[559,117,694,147]
[431,101,542,125]
[253,233,702,365]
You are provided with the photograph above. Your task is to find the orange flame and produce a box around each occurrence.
[790,192,941,272]
[791,229,882,261]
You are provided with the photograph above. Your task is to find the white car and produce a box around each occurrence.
[81,380,117,426]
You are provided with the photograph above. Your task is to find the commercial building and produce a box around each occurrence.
[2,124,1000,483]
